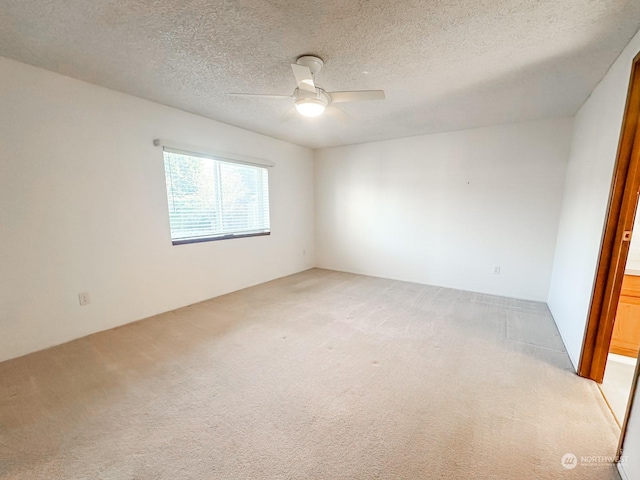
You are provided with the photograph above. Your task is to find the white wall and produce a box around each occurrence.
[544,28,640,480]
[314,118,573,302]
[547,28,640,370]
[621,396,640,479]
[0,56,314,362]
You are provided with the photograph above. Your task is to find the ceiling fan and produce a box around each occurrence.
[229,55,385,119]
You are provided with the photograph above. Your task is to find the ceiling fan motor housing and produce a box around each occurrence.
[295,87,330,105]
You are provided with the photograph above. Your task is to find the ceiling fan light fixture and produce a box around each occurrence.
[295,98,327,117]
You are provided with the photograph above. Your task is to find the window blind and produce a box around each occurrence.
[163,149,270,243]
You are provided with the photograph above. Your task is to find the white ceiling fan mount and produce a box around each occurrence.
[295,55,324,75]
[229,55,385,119]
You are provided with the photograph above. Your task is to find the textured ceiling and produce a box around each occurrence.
[1,1,640,149]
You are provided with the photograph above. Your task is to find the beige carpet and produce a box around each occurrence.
[0,269,621,479]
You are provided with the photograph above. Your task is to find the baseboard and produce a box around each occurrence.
[609,353,637,366]
[617,460,628,480]
[546,308,579,373]
[0,265,316,364]
[312,265,548,303]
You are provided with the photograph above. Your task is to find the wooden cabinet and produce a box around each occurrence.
[611,275,640,358]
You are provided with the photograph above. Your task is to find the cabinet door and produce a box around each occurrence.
[621,274,640,297]
[611,295,640,358]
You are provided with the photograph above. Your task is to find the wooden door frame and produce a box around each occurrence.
[579,51,640,384]
[578,51,640,460]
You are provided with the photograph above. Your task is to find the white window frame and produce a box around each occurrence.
[156,139,274,245]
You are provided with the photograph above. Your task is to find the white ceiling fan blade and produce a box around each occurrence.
[326,105,351,123]
[291,64,316,93]
[280,107,297,122]
[229,93,292,99]
[329,90,386,103]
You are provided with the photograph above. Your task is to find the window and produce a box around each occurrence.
[162,147,270,245]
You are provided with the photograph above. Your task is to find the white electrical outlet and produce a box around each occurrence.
[78,292,91,306]
[303,249,306,256]
[493,266,501,275]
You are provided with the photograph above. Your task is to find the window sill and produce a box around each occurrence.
[171,231,270,245]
